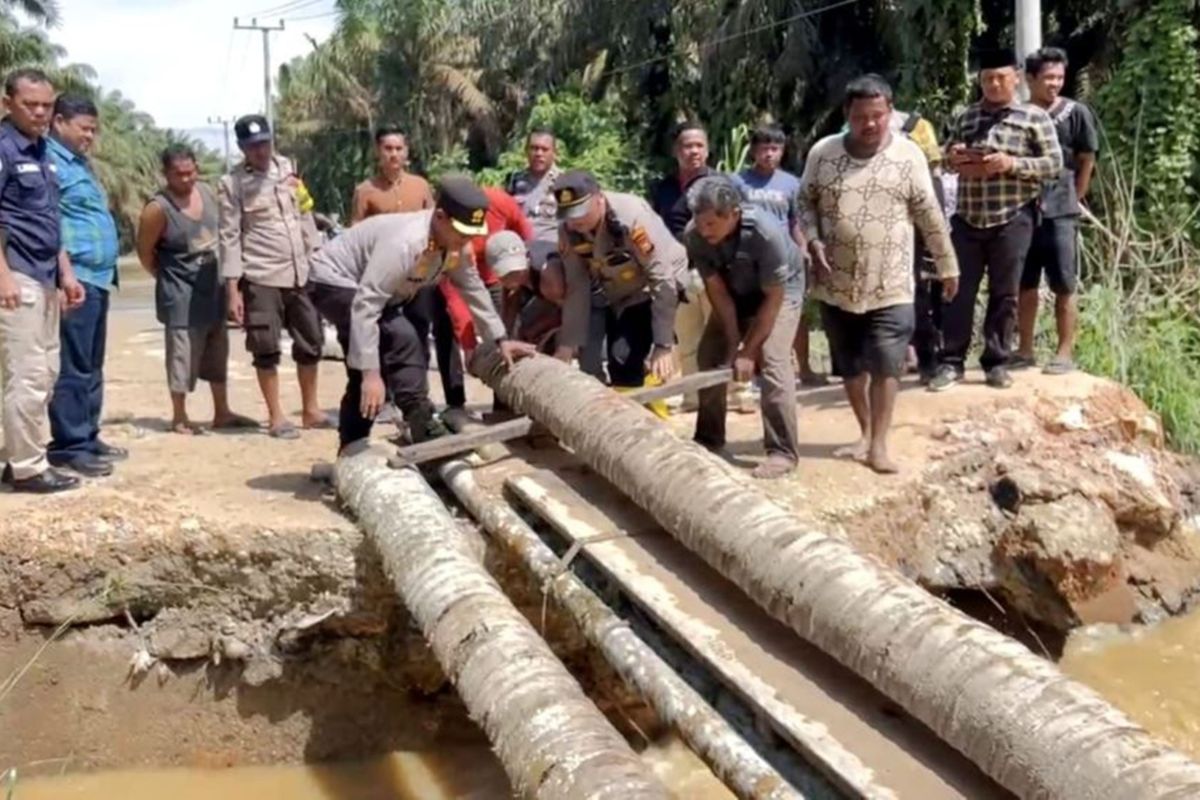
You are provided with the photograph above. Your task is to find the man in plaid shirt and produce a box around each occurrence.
[930,48,1062,392]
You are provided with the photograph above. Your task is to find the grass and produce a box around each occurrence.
[1070,158,1200,453]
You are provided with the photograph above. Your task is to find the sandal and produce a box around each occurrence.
[269,423,301,440]
[1042,357,1076,375]
[752,455,797,480]
[302,413,337,430]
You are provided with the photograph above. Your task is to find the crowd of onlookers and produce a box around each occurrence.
[0,43,1098,492]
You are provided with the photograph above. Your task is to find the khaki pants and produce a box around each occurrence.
[0,273,61,479]
[695,299,801,462]
[674,276,712,408]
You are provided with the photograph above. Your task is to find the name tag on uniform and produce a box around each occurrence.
[16,163,40,174]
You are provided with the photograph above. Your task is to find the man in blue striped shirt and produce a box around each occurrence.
[47,94,124,477]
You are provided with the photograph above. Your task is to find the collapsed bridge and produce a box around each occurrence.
[335,352,1200,800]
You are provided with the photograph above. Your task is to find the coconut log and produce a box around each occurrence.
[472,351,1200,800]
[437,457,848,800]
[336,443,667,799]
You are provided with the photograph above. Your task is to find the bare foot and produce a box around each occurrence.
[212,412,260,430]
[171,419,205,436]
[302,412,336,430]
[867,448,900,474]
[834,438,870,460]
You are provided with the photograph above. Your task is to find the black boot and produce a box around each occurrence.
[404,402,449,444]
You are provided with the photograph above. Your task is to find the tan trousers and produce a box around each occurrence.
[674,276,712,409]
[0,273,60,479]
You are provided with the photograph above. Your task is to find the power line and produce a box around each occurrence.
[285,9,340,22]
[600,0,858,79]
[246,0,326,16]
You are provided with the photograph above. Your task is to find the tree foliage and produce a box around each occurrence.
[0,2,221,244]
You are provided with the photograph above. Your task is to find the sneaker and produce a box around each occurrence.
[985,366,1014,389]
[927,366,961,393]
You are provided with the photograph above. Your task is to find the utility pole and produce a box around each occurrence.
[233,17,286,132]
[207,115,232,165]
[1015,0,1043,99]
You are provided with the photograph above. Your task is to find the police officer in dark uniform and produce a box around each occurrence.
[551,170,687,392]
[0,68,86,493]
[684,175,804,480]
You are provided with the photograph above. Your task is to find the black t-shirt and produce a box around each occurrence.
[1041,98,1100,218]
[684,205,805,312]
[649,167,714,241]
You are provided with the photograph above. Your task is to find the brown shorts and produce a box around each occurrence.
[241,282,324,370]
[165,321,229,394]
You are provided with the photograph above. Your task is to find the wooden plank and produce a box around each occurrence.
[506,469,1007,800]
[390,368,733,468]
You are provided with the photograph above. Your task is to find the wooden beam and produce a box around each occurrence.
[389,367,733,468]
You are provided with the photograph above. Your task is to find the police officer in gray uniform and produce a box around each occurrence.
[308,175,534,450]
[684,175,804,479]
[552,170,687,390]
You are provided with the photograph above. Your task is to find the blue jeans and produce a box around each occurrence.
[49,286,109,458]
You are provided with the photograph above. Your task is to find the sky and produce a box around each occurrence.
[42,0,339,153]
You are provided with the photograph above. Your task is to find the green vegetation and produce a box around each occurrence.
[0,0,220,244]
[1073,158,1200,452]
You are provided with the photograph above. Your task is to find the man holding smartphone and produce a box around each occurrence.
[932,49,1062,392]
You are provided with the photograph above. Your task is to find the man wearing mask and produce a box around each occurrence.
[0,69,85,493]
[219,114,328,439]
[933,49,1061,392]
[351,127,434,223]
[46,95,125,478]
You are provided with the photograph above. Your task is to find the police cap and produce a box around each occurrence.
[235,114,272,145]
[436,174,490,237]
[552,170,600,220]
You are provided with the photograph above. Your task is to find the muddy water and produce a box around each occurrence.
[1061,609,1200,760]
[13,738,734,799]
[12,749,508,799]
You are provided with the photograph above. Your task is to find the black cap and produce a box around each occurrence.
[435,174,490,237]
[976,48,1018,71]
[552,170,600,220]
[234,114,272,145]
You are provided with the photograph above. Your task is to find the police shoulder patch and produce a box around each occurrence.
[629,225,654,257]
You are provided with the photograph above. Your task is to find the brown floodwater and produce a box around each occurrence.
[1060,609,1200,760]
[11,737,734,799]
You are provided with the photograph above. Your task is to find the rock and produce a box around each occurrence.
[1100,450,1180,541]
[241,654,284,687]
[1050,404,1088,433]
[147,612,212,661]
[995,495,1136,631]
[988,465,1075,512]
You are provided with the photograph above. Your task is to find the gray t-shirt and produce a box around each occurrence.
[734,168,801,230]
[1041,98,1099,218]
[684,205,805,308]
